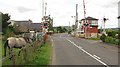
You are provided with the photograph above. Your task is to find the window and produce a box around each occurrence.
[90,20,98,26]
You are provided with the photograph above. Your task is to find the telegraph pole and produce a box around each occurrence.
[75,4,78,30]
[83,0,87,38]
[73,4,78,36]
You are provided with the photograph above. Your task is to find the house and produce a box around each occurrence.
[10,19,43,33]
[80,16,98,38]
[14,20,32,33]
[30,23,42,32]
[10,20,32,33]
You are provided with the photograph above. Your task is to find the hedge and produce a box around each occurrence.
[105,36,118,45]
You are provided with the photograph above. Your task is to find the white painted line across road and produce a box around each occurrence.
[66,38,110,67]
[93,55,101,60]
[60,34,62,38]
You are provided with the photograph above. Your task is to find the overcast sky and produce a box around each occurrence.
[0,0,119,28]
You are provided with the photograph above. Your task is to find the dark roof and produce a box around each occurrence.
[81,16,98,20]
[30,23,42,31]
[13,20,32,32]
[14,20,32,25]
[12,20,42,32]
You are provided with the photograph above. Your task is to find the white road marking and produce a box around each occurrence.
[50,38,56,65]
[50,36,54,47]
[60,34,62,38]
[93,55,101,60]
[66,38,110,67]
[51,39,54,47]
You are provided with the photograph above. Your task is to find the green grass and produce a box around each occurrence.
[2,40,52,65]
[27,41,52,65]
[0,40,2,66]
[0,40,2,56]
[87,38,100,40]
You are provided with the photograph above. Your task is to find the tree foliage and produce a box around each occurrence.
[100,34,106,42]
[2,13,11,34]
[56,26,67,33]
[106,29,118,38]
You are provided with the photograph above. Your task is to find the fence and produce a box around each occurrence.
[1,34,48,66]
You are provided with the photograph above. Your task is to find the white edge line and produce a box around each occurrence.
[51,39,54,47]
[66,38,110,67]
[51,38,56,65]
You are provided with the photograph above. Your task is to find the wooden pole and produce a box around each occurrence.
[11,51,16,66]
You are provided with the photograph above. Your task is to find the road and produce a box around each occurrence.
[50,33,118,67]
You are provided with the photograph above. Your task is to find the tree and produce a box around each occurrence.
[56,26,68,33]
[62,27,67,32]
[57,26,62,33]
[2,13,11,34]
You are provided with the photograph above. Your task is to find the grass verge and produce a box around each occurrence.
[27,41,52,65]
[87,38,100,40]
[2,40,52,66]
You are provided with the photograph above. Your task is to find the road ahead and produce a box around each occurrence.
[50,33,118,66]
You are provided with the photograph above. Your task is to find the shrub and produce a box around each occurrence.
[107,31,112,36]
[68,31,71,34]
[106,30,118,38]
[100,34,106,42]
[105,36,118,45]
[115,39,119,45]
[105,36,110,43]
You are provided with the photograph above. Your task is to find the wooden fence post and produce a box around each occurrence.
[21,48,24,64]
[24,47,27,64]
[11,51,16,67]
[21,47,26,64]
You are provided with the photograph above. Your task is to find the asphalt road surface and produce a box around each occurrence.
[50,33,118,67]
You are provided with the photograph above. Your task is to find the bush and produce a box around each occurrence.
[105,36,118,45]
[68,31,71,34]
[107,30,118,38]
[100,34,106,42]
[105,36,110,43]
[107,31,112,36]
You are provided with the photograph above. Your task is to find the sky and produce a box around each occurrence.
[0,0,120,28]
